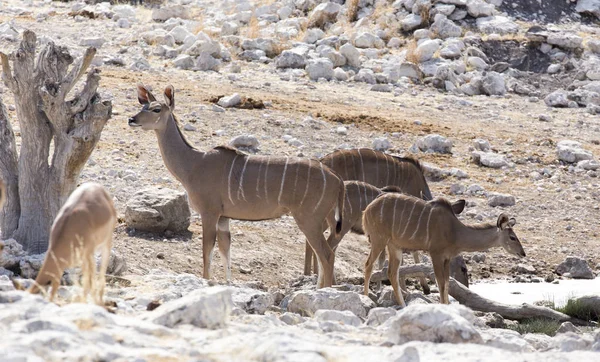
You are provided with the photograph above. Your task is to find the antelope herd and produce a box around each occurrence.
[0,84,526,307]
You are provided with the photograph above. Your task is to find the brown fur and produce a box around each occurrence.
[129,84,345,288]
[28,182,117,305]
[363,193,525,307]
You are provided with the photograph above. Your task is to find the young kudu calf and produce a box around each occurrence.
[305,149,452,293]
[28,183,117,304]
[128,85,345,288]
[363,194,525,307]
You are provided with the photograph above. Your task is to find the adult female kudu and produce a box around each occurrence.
[306,149,442,293]
[128,85,345,288]
[28,182,116,304]
[363,193,525,307]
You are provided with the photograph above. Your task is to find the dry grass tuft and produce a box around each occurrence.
[405,39,420,64]
[347,0,359,22]
[246,13,260,39]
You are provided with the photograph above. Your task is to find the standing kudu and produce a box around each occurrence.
[306,149,459,293]
[128,84,345,288]
[28,182,117,304]
[363,194,525,307]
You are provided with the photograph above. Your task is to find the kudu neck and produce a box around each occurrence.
[154,114,202,184]
[454,222,501,252]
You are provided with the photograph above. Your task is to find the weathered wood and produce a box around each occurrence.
[448,279,591,326]
[0,30,111,253]
[0,98,20,237]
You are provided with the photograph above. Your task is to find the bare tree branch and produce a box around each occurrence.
[0,52,18,92]
[0,96,20,237]
[63,47,96,98]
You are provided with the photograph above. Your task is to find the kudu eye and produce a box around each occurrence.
[509,236,516,241]
[152,108,161,113]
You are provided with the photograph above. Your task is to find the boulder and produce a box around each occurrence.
[231,288,274,315]
[472,152,508,168]
[218,93,242,108]
[466,0,495,17]
[173,54,194,70]
[124,188,191,233]
[482,329,535,352]
[476,16,519,35]
[373,137,391,151]
[415,39,441,63]
[306,58,334,81]
[287,288,375,318]
[354,69,376,84]
[304,28,325,44]
[556,322,581,334]
[397,62,423,79]
[229,135,259,152]
[401,14,422,32]
[487,193,516,207]
[340,43,361,68]
[354,32,385,49]
[314,310,362,327]
[576,0,600,19]
[415,134,453,154]
[151,5,190,22]
[467,56,488,70]
[80,37,105,48]
[547,33,583,49]
[319,47,346,67]
[366,307,397,327]
[481,72,506,95]
[588,39,600,54]
[545,90,570,107]
[555,257,594,279]
[473,139,491,152]
[556,140,593,163]
[386,304,482,344]
[430,16,462,39]
[440,39,465,58]
[145,287,232,329]
[308,2,341,28]
[195,52,221,71]
[275,50,306,69]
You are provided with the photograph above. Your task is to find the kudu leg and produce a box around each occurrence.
[217,217,232,282]
[387,245,407,308]
[412,251,431,295]
[297,220,335,288]
[96,234,112,305]
[201,214,219,280]
[303,243,314,276]
[431,254,448,304]
[363,235,386,297]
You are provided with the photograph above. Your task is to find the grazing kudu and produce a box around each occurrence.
[28,182,117,304]
[128,84,345,288]
[363,194,525,307]
[306,149,452,293]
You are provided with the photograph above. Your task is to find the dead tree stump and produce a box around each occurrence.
[0,30,112,253]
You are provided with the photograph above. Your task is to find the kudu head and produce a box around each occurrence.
[128,84,175,131]
[496,213,525,257]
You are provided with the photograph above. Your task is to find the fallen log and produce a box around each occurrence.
[448,279,592,326]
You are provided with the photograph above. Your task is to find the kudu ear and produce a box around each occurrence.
[497,213,510,229]
[137,83,156,105]
[508,217,516,228]
[451,199,466,215]
[164,85,175,109]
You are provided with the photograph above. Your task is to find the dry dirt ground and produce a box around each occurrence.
[1,3,599,292]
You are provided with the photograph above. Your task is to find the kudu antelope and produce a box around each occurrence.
[363,193,525,307]
[28,182,117,304]
[306,149,453,293]
[128,84,345,288]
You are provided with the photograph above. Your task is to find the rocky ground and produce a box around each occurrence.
[1,0,600,360]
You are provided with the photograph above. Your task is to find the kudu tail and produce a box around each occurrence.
[335,179,344,235]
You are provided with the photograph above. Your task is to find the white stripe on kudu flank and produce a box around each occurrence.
[391,197,398,236]
[357,183,363,209]
[425,206,434,248]
[237,157,249,201]
[372,149,379,185]
[278,157,289,205]
[314,162,327,212]
[256,161,263,198]
[345,191,352,215]
[397,197,409,236]
[410,204,427,240]
[358,149,366,182]
[264,157,270,203]
[343,152,349,179]
[293,160,300,196]
[400,199,418,238]
[227,155,239,204]
[379,197,386,223]
[385,155,390,186]
[300,161,311,206]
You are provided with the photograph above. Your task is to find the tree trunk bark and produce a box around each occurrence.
[0,30,111,254]
[0,98,20,238]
